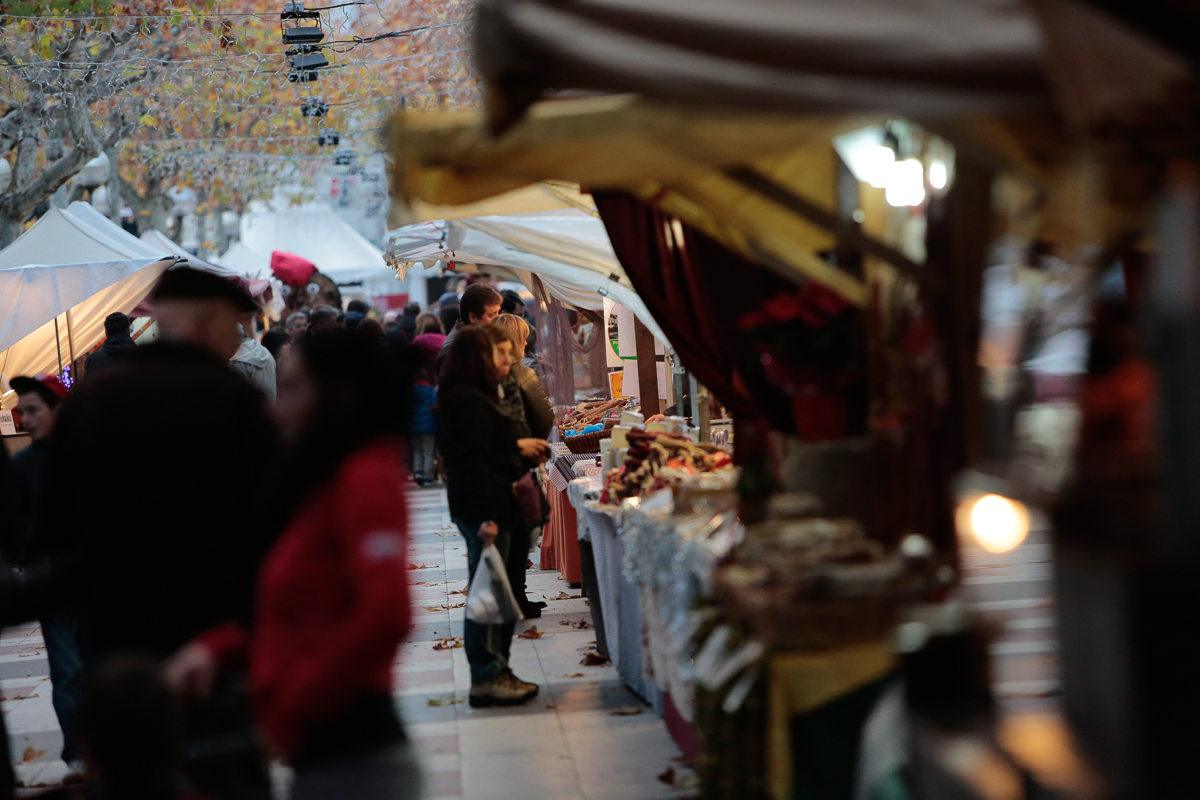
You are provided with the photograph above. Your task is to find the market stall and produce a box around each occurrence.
[389,210,676,585]
[140,229,274,309]
[386,209,667,344]
[384,0,1195,796]
[0,201,179,403]
[0,256,173,406]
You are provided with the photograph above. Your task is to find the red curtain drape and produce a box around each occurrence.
[594,192,794,431]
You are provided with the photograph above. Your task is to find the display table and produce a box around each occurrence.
[571,483,662,707]
[539,446,595,584]
[565,476,906,798]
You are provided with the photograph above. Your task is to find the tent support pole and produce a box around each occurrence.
[64,308,76,367]
[53,317,63,375]
[724,167,940,291]
[633,316,661,415]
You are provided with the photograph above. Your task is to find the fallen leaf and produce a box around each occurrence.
[517,626,544,640]
[572,620,593,630]
[545,702,558,709]
[547,591,581,600]
[580,652,611,667]
[426,696,465,707]
[432,637,464,651]
[657,767,676,786]
[423,606,443,612]
[21,747,44,763]
[609,705,645,716]
[562,673,586,678]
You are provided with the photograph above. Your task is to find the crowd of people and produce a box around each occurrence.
[0,270,556,799]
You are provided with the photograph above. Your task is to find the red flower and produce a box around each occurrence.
[763,292,807,322]
[903,318,935,356]
[738,310,774,330]
[741,281,851,332]
[799,282,852,316]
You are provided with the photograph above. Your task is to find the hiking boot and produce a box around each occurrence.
[502,669,539,695]
[469,671,540,708]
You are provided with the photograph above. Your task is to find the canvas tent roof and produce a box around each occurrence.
[140,229,273,307]
[0,201,178,403]
[474,0,1191,131]
[215,241,272,279]
[239,201,390,283]
[387,210,668,343]
[0,257,172,405]
[0,201,166,269]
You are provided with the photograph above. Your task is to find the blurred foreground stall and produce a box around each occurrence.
[386,0,1200,797]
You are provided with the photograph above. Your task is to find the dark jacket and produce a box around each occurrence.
[435,321,464,378]
[84,333,136,376]
[436,385,524,530]
[6,440,48,564]
[410,383,437,436]
[496,364,554,441]
[516,363,555,439]
[41,341,280,663]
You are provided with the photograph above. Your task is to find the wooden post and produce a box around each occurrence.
[633,316,660,414]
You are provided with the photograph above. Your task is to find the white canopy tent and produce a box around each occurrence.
[0,201,180,406]
[140,230,274,309]
[239,201,391,283]
[0,257,172,406]
[0,201,166,269]
[214,241,271,279]
[386,210,668,343]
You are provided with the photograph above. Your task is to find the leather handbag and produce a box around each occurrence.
[513,471,547,526]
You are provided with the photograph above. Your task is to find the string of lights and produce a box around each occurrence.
[0,0,478,210]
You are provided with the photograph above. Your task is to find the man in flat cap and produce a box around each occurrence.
[38,268,278,799]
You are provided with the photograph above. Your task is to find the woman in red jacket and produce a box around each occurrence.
[166,330,420,800]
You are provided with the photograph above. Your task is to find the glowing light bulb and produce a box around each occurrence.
[862,145,895,188]
[929,160,948,191]
[885,159,926,207]
[962,494,1029,554]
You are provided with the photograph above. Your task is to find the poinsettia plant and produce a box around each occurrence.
[738,281,864,440]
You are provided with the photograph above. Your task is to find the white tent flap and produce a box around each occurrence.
[0,258,172,392]
[0,202,165,270]
[387,211,669,344]
[240,201,389,282]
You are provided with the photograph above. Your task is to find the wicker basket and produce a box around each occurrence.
[715,563,911,650]
[562,426,613,455]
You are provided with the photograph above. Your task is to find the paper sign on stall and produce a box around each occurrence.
[0,410,16,436]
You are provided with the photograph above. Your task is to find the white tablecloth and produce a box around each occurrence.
[568,479,663,709]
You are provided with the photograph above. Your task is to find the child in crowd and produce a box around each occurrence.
[39,657,214,800]
[408,331,443,486]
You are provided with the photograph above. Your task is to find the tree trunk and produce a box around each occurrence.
[104,148,124,227]
[214,205,230,256]
[0,215,25,250]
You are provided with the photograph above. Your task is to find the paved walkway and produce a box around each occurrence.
[3,484,696,799]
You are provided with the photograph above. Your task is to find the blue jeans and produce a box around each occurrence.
[458,520,525,685]
[41,612,82,763]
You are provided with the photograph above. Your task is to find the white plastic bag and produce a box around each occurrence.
[465,544,524,624]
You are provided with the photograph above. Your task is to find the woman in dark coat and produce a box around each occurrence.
[490,313,556,617]
[436,325,549,707]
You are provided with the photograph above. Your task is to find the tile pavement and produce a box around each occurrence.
[3,485,696,799]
